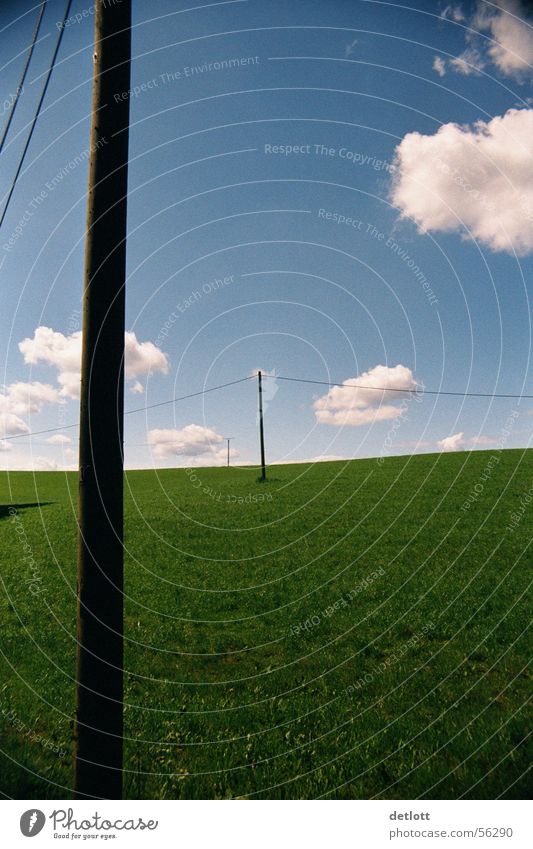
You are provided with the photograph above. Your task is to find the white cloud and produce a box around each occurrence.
[124,332,169,381]
[437,432,499,452]
[297,454,350,463]
[449,46,485,75]
[441,2,533,80]
[0,453,59,471]
[0,381,59,438]
[391,107,533,255]
[130,380,144,394]
[19,326,169,398]
[314,364,417,427]
[438,432,466,452]
[148,424,235,466]
[434,47,485,77]
[345,38,358,57]
[0,413,28,439]
[46,433,72,445]
[305,454,349,462]
[0,381,59,416]
[250,453,353,466]
[440,4,465,22]
[32,456,59,471]
[0,440,12,452]
[433,56,447,76]
[19,327,81,398]
[475,0,533,78]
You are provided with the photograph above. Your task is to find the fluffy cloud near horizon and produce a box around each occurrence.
[0,381,59,438]
[275,454,351,464]
[148,424,236,466]
[0,454,59,471]
[391,108,533,255]
[314,364,417,427]
[438,432,467,452]
[19,326,169,398]
[46,433,72,445]
[436,1,533,80]
[437,433,498,452]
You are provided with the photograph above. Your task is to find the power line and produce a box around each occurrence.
[0,0,72,231]
[124,375,254,415]
[2,370,530,447]
[1,421,80,442]
[273,374,533,400]
[1,375,255,442]
[0,0,47,155]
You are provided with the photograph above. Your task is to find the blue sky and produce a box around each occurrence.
[0,0,532,469]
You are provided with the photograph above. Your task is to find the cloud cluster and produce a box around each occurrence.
[314,364,417,427]
[19,327,81,399]
[476,0,533,77]
[0,453,60,470]
[435,1,533,80]
[19,326,169,398]
[148,424,235,466]
[391,107,533,255]
[0,381,59,438]
[449,46,486,76]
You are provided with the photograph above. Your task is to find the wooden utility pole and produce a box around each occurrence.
[258,371,266,481]
[74,0,131,800]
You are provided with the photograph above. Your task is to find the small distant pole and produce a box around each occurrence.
[258,371,266,481]
[225,437,234,467]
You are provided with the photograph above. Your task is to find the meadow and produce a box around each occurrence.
[0,449,531,799]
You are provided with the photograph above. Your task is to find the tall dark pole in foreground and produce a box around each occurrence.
[258,371,266,481]
[74,0,131,800]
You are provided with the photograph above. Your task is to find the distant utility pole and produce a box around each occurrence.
[225,437,234,467]
[258,371,266,481]
[74,0,131,801]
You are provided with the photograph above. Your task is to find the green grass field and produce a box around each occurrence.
[0,449,531,799]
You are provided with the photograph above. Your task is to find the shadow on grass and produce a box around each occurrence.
[0,503,53,520]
